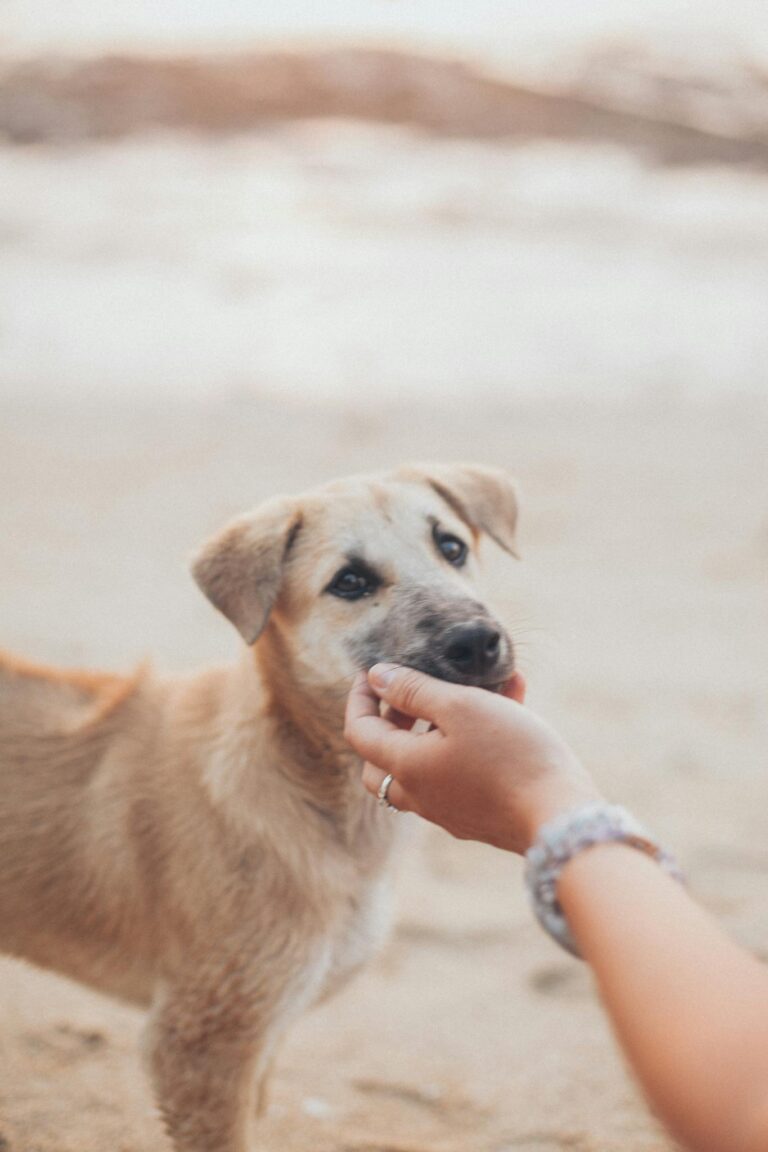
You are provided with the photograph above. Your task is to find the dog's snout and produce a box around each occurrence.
[362,587,514,690]
[443,622,501,678]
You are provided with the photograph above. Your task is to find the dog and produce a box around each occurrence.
[0,462,517,1152]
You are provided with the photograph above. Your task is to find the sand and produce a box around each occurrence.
[1,390,767,1152]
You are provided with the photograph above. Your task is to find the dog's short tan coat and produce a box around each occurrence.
[0,463,517,1152]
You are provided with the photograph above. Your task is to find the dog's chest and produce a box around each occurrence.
[319,875,394,1001]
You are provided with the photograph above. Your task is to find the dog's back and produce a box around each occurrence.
[0,653,159,1000]
[0,650,138,733]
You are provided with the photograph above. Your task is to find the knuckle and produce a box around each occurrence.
[393,740,419,781]
[343,718,362,750]
[395,758,411,786]
[393,740,424,787]
[381,741,402,777]
[397,670,425,714]
[396,768,416,797]
[447,694,473,724]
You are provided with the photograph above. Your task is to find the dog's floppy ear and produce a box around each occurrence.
[191,497,302,645]
[399,462,519,556]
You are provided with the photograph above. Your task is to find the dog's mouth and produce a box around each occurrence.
[402,658,513,692]
[482,678,512,694]
[367,633,514,693]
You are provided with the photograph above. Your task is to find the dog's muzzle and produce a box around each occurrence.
[352,590,514,691]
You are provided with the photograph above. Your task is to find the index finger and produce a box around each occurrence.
[344,671,442,772]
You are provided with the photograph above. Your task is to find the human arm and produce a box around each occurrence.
[560,843,768,1152]
[344,664,768,1152]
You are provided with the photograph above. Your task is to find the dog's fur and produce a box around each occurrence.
[0,463,517,1152]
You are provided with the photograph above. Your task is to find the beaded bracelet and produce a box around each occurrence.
[524,802,685,958]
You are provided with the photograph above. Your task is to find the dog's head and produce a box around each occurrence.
[192,464,518,719]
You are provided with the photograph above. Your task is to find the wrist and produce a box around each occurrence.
[519,777,605,854]
[524,802,685,957]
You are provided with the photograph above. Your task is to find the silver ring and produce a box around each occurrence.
[377,773,399,813]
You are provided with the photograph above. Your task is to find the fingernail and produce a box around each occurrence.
[369,662,400,689]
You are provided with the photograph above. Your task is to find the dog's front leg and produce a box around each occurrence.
[146,947,326,1152]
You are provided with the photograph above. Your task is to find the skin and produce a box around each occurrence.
[344,662,768,1152]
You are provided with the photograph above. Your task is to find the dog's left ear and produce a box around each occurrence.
[191,497,302,645]
[400,463,520,556]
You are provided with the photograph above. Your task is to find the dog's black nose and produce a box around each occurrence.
[443,623,501,678]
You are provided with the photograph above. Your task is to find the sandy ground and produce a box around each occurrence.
[1,390,767,1152]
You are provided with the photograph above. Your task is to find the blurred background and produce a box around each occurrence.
[1,4,767,1152]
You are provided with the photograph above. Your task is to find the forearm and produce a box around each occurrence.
[558,844,768,1152]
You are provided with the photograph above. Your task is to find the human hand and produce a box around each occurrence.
[344,664,602,854]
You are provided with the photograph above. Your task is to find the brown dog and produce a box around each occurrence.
[0,463,517,1152]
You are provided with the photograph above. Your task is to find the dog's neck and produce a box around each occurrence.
[252,626,351,763]
[218,634,393,864]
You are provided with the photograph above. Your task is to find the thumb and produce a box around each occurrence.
[367,663,460,724]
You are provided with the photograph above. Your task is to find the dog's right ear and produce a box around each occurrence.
[191,497,302,645]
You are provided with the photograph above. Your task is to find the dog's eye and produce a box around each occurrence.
[327,566,378,600]
[435,531,468,567]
